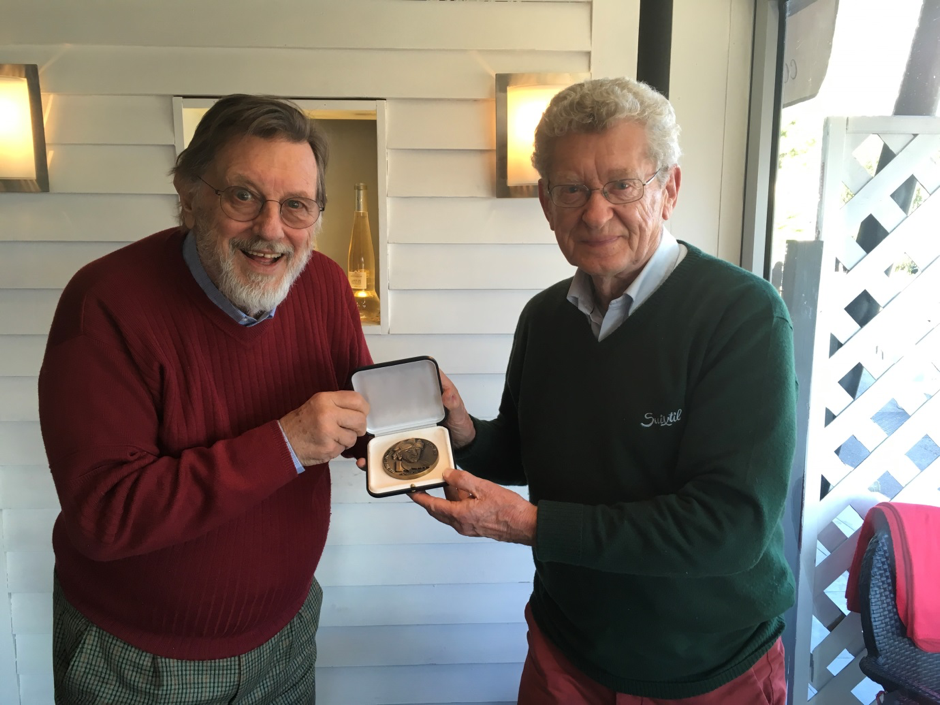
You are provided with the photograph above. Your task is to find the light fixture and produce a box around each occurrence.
[495,72,588,198]
[0,64,49,193]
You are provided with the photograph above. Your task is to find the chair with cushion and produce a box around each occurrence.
[857,529,940,705]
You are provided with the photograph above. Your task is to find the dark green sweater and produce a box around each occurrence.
[456,244,797,698]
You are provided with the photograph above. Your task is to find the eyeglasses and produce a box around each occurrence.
[547,170,662,208]
[199,177,323,228]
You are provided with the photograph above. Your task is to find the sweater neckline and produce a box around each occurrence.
[580,242,707,345]
[165,229,280,345]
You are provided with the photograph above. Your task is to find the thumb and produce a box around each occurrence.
[443,467,482,495]
[442,387,463,413]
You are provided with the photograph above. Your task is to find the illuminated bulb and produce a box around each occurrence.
[506,85,564,187]
[0,76,37,179]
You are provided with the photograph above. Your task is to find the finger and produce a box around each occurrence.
[442,392,461,413]
[410,490,443,511]
[334,427,358,450]
[443,485,468,502]
[442,467,482,495]
[311,439,345,463]
[438,372,463,408]
[327,390,371,414]
[356,457,367,470]
[411,490,465,517]
[333,408,369,436]
[439,370,455,390]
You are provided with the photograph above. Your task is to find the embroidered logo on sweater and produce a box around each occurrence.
[641,409,683,428]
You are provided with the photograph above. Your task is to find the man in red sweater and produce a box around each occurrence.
[38,95,372,704]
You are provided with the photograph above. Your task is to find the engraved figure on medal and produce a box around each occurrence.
[382,438,439,480]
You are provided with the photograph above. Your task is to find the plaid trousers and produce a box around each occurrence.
[53,575,322,705]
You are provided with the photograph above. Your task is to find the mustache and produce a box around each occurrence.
[229,237,294,257]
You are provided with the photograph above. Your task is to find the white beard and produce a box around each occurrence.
[192,210,314,317]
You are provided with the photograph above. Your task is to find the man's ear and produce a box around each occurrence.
[660,165,681,221]
[174,173,198,230]
[538,179,555,230]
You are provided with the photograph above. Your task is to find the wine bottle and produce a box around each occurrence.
[347,183,381,325]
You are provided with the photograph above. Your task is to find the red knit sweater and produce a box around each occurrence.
[38,227,372,659]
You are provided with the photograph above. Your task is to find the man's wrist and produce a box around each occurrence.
[450,416,478,450]
[515,504,537,546]
[277,420,305,474]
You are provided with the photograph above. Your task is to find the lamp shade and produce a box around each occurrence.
[0,64,49,193]
[495,72,589,198]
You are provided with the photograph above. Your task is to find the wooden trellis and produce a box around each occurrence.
[785,116,940,705]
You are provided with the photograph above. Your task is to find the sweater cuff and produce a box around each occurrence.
[277,421,305,474]
[535,500,585,565]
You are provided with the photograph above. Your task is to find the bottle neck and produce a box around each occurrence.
[355,188,366,212]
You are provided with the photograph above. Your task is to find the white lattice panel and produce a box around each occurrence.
[791,116,940,705]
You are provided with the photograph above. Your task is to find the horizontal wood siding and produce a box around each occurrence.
[1,1,591,52]
[0,45,589,100]
[1,193,180,242]
[389,197,557,244]
[389,244,574,289]
[43,95,176,146]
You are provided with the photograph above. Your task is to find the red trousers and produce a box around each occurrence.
[518,604,787,705]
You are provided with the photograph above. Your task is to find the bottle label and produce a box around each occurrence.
[348,271,367,290]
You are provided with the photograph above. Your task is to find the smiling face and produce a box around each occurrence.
[176,135,319,317]
[538,120,680,307]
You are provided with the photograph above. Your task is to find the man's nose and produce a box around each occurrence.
[253,201,284,239]
[581,190,614,227]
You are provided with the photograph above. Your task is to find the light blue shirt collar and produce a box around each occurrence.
[182,231,276,327]
[567,227,686,341]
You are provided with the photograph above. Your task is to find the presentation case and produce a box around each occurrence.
[351,356,455,498]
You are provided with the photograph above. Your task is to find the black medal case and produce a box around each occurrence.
[351,356,454,498]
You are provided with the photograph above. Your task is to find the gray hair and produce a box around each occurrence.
[532,77,681,181]
[172,95,329,214]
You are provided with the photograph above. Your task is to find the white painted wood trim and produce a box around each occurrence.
[717,0,754,265]
[669,0,738,259]
[0,517,21,705]
[589,0,640,79]
[375,100,390,334]
[3,0,591,53]
[5,45,591,100]
[172,96,185,156]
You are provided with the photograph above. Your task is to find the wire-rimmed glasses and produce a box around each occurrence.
[547,170,662,208]
[199,177,323,228]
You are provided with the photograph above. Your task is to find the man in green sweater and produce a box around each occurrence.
[411,78,796,703]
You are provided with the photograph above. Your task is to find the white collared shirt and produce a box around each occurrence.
[566,227,687,341]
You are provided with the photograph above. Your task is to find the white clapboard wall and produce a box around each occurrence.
[0,1,756,703]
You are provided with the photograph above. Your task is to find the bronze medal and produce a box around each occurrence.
[382,438,439,480]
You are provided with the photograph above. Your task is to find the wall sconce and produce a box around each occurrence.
[495,72,588,198]
[0,64,49,193]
